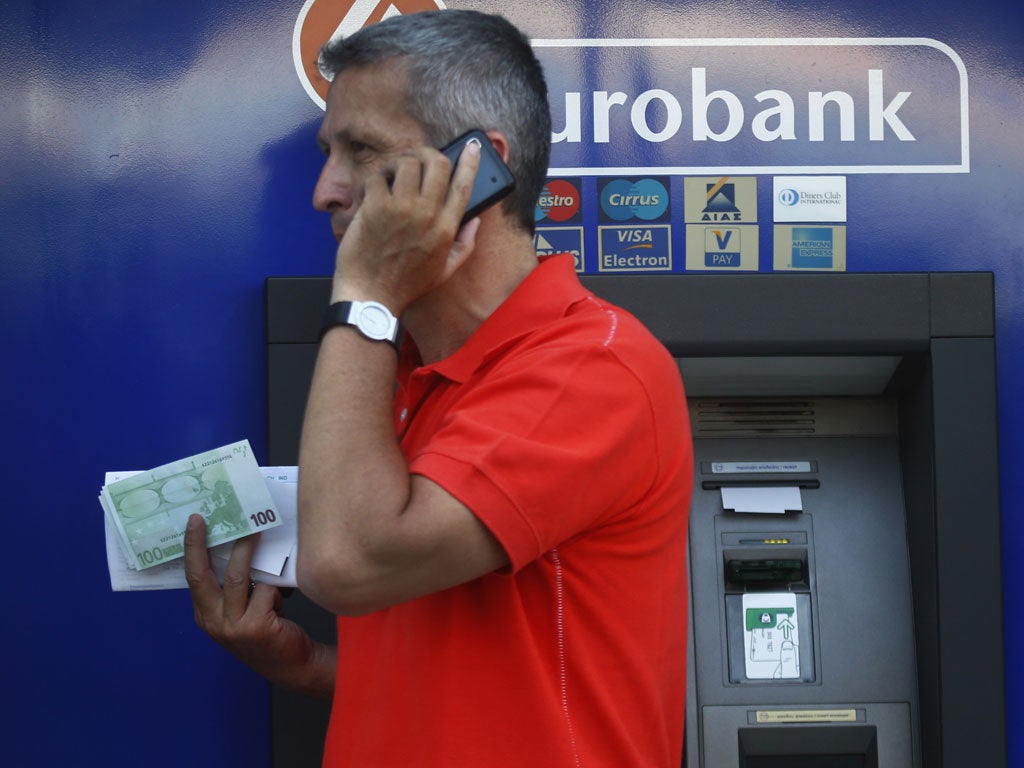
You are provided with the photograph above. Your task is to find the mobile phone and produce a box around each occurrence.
[440,129,516,226]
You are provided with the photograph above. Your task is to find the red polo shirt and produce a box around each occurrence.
[323,255,692,767]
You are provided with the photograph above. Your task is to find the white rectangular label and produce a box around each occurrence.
[774,176,848,222]
[712,461,812,474]
[743,592,801,679]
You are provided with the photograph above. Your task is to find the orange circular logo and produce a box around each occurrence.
[293,0,448,109]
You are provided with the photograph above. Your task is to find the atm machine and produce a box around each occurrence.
[265,271,1005,767]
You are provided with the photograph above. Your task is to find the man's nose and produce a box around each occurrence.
[312,159,355,213]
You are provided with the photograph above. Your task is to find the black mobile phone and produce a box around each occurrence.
[440,129,516,226]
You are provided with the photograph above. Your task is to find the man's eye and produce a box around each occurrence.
[350,141,374,159]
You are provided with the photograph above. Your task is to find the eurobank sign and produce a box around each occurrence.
[293,11,967,175]
[536,38,969,175]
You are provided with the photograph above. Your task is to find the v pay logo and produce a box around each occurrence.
[293,0,447,109]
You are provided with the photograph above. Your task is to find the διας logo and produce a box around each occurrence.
[599,178,669,222]
[704,180,741,214]
[293,0,447,110]
[535,179,582,223]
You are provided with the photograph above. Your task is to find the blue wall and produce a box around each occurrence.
[3,1,1021,765]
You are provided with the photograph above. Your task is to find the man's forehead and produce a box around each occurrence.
[322,61,408,116]
[316,67,425,147]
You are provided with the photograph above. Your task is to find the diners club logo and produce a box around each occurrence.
[293,0,447,109]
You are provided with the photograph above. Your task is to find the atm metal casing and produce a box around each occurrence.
[265,272,1004,767]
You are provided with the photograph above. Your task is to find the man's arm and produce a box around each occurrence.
[297,330,508,616]
[184,514,336,699]
[297,143,508,617]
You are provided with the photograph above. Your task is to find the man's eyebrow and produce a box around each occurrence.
[316,127,345,152]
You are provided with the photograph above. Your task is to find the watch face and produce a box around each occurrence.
[356,302,395,341]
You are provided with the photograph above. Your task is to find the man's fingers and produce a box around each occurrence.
[248,581,282,616]
[387,153,426,199]
[183,514,220,600]
[222,532,260,620]
[446,138,481,218]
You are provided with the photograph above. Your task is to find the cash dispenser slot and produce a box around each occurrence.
[737,724,879,767]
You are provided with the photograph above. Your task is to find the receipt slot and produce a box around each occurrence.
[265,272,1004,767]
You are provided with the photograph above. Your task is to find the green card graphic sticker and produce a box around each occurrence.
[742,592,800,679]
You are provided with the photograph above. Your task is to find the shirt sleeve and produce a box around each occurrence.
[408,335,666,572]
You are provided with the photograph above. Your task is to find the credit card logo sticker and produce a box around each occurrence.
[685,223,758,270]
[705,228,741,267]
[599,225,672,272]
[684,177,757,223]
[790,227,835,268]
[294,0,447,109]
[773,176,847,222]
[703,180,742,220]
[773,225,846,271]
[535,227,585,271]
[599,178,670,222]
[535,179,582,223]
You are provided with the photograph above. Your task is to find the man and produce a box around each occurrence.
[185,9,692,766]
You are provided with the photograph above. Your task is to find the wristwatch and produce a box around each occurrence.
[320,300,400,347]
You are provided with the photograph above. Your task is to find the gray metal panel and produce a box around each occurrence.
[931,337,1005,765]
[582,273,932,356]
[267,273,938,354]
[689,436,919,698]
[928,272,995,338]
[266,343,318,466]
[689,434,921,767]
[265,276,331,344]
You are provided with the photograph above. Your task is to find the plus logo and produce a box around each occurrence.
[293,0,447,109]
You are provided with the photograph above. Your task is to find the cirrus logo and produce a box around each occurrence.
[778,188,801,206]
[600,178,669,221]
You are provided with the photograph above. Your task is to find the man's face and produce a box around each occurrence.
[313,61,428,243]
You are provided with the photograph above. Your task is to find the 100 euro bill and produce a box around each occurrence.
[99,440,281,570]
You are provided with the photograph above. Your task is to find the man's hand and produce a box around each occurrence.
[331,138,481,311]
[184,514,335,699]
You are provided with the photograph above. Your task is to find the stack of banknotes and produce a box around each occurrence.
[100,439,299,590]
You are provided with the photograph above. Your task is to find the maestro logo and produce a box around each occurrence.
[777,188,801,206]
[535,179,581,223]
[599,178,669,222]
[293,0,447,109]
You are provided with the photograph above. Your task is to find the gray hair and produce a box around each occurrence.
[318,10,551,234]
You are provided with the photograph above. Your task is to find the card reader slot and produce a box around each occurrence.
[724,546,809,591]
[727,558,806,587]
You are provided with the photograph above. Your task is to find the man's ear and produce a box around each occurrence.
[483,130,511,164]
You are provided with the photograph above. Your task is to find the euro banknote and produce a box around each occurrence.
[99,440,282,571]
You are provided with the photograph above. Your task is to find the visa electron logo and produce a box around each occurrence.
[600,179,668,221]
[294,0,447,109]
[535,179,581,223]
